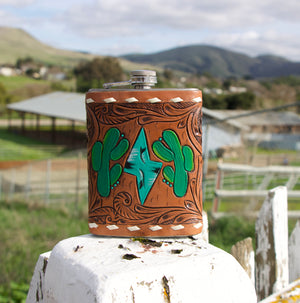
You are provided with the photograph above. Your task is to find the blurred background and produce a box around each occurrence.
[0,0,299,301]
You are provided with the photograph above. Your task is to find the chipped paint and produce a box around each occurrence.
[289,220,300,282]
[255,187,289,301]
[31,235,256,302]
[259,278,300,303]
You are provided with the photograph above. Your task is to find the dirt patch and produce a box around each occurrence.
[0,161,30,169]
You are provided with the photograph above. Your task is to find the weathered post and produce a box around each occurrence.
[255,186,289,301]
[289,220,300,283]
[231,237,255,284]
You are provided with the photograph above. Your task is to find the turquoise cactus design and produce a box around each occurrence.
[92,128,129,197]
[152,130,194,197]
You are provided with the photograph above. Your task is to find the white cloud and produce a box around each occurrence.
[0,0,36,6]
[0,0,299,61]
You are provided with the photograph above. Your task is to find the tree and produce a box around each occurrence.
[74,57,124,92]
[224,92,255,109]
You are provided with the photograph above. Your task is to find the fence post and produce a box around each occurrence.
[231,237,255,285]
[9,168,16,200]
[255,186,289,301]
[212,162,223,213]
[45,159,51,204]
[75,152,82,212]
[25,163,32,200]
[288,220,300,283]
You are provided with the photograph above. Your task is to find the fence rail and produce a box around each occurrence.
[212,162,300,212]
[0,155,88,204]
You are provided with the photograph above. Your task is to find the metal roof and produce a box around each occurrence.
[212,110,300,126]
[7,91,86,122]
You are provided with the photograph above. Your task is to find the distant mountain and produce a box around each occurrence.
[122,45,300,79]
[0,26,156,72]
[0,27,97,67]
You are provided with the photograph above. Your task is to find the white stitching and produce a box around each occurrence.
[89,223,98,228]
[147,97,161,103]
[192,97,202,103]
[171,225,185,230]
[149,225,163,231]
[127,226,141,231]
[106,225,119,230]
[193,222,203,229]
[170,97,183,103]
[125,97,139,103]
[103,97,117,103]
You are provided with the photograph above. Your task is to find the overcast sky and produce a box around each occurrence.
[0,0,299,61]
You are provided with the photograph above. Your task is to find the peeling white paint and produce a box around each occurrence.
[255,186,289,301]
[28,235,256,303]
[289,220,300,283]
[26,251,51,303]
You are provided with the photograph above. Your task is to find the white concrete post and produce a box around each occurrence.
[26,252,51,302]
[255,186,289,301]
[27,235,256,303]
[289,220,300,283]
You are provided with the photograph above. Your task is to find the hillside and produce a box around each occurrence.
[0,27,97,67]
[0,27,157,72]
[123,45,300,79]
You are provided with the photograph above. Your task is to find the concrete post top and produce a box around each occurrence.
[38,234,257,303]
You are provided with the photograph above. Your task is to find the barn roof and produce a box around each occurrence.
[7,91,86,122]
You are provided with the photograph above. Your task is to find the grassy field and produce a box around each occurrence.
[0,199,89,302]
[0,128,66,161]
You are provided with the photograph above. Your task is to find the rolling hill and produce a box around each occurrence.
[122,45,300,79]
[0,27,158,72]
[0,27,96,67]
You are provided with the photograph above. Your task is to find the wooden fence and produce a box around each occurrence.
[229,186,300,302]
[213,162,300,213]
[0,154,88,205]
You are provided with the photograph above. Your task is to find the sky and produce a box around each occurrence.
[0,0,300,61]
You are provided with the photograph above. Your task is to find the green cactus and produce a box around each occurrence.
[92,128,129,197]
[152,130,194,197]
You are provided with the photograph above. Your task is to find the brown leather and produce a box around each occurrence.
[86,89,203,237]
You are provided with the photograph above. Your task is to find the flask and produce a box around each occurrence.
[86,70,203,237]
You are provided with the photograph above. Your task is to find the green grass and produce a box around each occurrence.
[0,199,89,300]
[0,128,65,161]
[0,76,48,93]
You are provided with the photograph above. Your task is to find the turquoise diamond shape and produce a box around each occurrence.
[124,128,162,205]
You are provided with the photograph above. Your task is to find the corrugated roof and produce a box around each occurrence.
[7,91,86,122]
